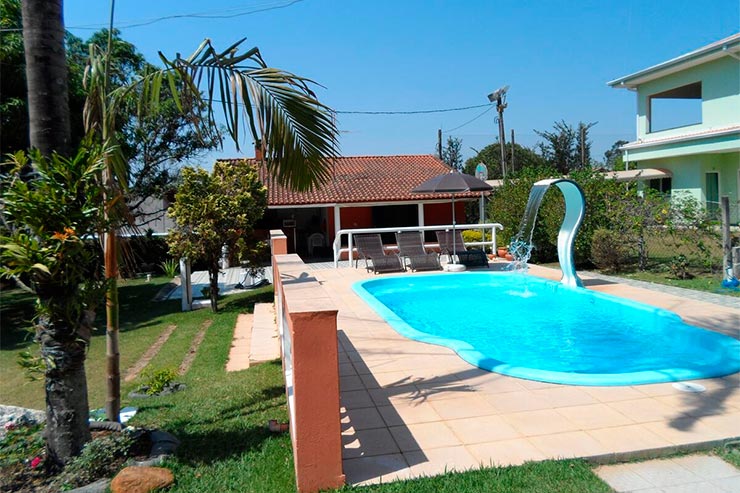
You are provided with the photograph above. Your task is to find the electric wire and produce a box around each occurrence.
[441,105,495,133]
[334,103,491,115]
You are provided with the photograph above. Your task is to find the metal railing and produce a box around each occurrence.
[332,223,504,268]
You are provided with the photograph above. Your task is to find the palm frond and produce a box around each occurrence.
[155,39,339,191]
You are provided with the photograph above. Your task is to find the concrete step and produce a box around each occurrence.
[249,303,280,365]
[225,313,253,372]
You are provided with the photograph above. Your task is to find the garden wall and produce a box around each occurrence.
[270,230,345,492]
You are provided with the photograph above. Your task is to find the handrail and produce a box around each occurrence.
[332,223,504,268]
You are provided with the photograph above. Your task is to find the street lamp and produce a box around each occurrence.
[487,85,509,179]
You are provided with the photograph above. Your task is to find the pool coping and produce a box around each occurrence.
[312,262,740,486]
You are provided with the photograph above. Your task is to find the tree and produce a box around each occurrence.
[463,142,546,179]
[604,140,628,170]
[534,120,596,173]
[20,1,338,455]
[20,0,70,157]
[441,136,463,171]
[2,6,216,208]
[0,0,28,155]
[168,161,267,312]
[1,145,108,467]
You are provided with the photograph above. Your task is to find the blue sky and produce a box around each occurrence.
[63,0,739,167]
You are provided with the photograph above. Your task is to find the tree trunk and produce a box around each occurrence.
[209,261,220,312]
[38,317,92,468]
[21,0,71,156]
[104,229,120,422]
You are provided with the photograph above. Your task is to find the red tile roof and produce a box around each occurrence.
[218,155,483,206]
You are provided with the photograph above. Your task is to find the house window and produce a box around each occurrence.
[648,177,672,195]
[705,172,719,215]
[648,82,702,133]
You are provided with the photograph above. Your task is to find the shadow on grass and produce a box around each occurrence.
[161,383,287,465]
[0,289,37,351]
[217,286,274,315]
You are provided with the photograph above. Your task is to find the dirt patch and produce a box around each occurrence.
[124,324,178,383]
[178,320,212,375]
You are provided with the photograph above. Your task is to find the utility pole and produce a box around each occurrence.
[510,128,516,173]
[580,125,586,167]
[487,86,509,179]
[437,128,442,159]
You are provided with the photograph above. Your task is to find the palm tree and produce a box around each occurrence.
[84,37,339,423]
[20,0,71,157]
[20,2,338,463]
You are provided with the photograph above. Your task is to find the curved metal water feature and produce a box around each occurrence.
[509,178,585,287]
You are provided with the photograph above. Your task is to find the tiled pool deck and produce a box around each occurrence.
[309,262,740,486]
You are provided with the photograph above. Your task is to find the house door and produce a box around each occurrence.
[705,172,719,215]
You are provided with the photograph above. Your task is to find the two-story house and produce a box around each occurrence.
[608,33,740,224]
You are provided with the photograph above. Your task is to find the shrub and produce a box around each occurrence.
[53,430,136,489]
[160,258,179,278]
[461,230,491,243]
[140,367,179,395]
[590,228,633,272]
[669,254,693,280]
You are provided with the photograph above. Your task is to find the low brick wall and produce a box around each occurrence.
[270,230,344,492]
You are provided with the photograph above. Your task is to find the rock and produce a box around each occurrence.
[110,466,174,493]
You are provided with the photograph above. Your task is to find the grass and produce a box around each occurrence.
[617,270,740,297]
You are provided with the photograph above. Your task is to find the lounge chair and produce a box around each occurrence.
[395,231,441,272]
[435,230,489,268]
[354,234,405,274]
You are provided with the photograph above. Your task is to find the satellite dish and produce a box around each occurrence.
[475,163,488,181]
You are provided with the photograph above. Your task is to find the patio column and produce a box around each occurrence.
[333,205,341,236]
[417,203,425,227]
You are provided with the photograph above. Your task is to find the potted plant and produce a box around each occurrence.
[497,245,509,258]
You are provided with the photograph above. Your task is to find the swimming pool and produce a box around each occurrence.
[352,273,740,386]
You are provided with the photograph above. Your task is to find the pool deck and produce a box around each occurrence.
[309,261,740,486]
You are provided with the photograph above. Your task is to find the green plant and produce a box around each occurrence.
[140,367,178,395]
[53,430,136,490]
[0,144,112,464]
[0,420,44,467]
[591,228,633,273]
[461,230,491,243]
[669,255,693,280]
[160,258,179,278]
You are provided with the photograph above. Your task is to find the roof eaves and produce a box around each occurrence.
[608,33,740,89]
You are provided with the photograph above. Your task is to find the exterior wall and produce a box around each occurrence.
[636,57,740,140]
[635,151,739,223]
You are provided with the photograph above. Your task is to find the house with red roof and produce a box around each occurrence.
[219,154,483,258]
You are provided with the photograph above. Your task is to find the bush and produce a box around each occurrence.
[669,254,693,279]
[461,230,491,243]
[53,430,136,490]
[140,367,179,395]
[590,228,633,272]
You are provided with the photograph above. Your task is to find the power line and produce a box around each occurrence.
[67,0,304,30]
[335,103,492,115]
[441,105,494,132]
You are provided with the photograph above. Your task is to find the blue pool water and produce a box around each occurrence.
[352,273,740,386]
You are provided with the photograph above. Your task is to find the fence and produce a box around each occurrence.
[332,223,504,267]
[270,230,345,493]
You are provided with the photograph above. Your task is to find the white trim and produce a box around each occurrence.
[417,203,425,226]
[621,126,740,151]
[608,33,740,88]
